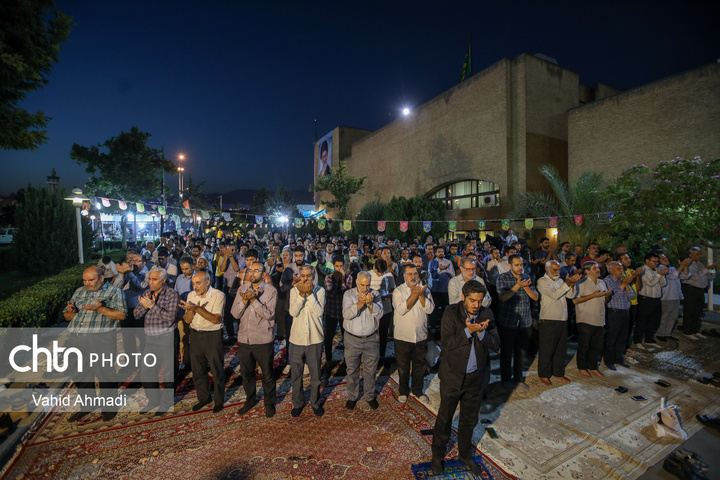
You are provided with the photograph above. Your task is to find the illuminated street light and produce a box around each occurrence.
[64,188,89,264]
[402,107,411,116]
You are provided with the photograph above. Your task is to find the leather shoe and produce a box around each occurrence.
[192,400,212,412]
[291,406,304,418]
[459,454,484,476]
[101,411,117,422]
[696,414,720,429]
[213,404,224,414]
[346,400,357,410]
[236,400,258,416]
[367,399,379,410]
[618,362,630,368]
[68,411,89,422]
[312,405,325,417]
[265,405,276,418]
[431,456,444,475]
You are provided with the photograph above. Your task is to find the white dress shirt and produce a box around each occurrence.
[342,288,384,336]
[537,274,572,321]
[448,274,492,308]
[288,286,326,346]
[187,286,225,331]
[392,283,435,343]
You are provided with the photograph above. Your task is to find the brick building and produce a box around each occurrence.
[314,54,720,236]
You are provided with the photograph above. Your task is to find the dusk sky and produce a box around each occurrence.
[1,0,718,198]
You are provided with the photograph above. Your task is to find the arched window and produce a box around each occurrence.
[429,180,500,210]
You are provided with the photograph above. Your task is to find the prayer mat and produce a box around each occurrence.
[415,328,720,480]
[412,454,511,479]
[1,374,515,479]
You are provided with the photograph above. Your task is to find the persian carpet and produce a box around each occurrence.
[2,365,513,479]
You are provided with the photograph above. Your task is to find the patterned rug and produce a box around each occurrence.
[417,326,720,480]
[1,345,513,480]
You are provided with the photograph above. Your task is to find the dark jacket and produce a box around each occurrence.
[438,302,500,387]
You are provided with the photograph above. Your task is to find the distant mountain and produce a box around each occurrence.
[206,188,313,207]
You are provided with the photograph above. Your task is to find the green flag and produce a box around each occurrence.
[460,36,472,82]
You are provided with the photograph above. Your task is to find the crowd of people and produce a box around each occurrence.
[68,229,716,473]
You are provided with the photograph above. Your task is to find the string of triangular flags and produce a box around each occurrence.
[85,194,616,232]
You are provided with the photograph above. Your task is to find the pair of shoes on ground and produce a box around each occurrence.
[431,454,483,476]
[290,404,325,417]
[345,398,379,410]
[192,400,224,413]
[663,448,709,480]
[235,399,274,417]
[398,393,430,404]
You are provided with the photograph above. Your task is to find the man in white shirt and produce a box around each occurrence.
[572,262,612,378]
[288,265,326,417]
[392,264,435,404]
[342,271,384,410]
[180,271,226,413]
[448,257,491,308]
[634,252,668,346]
[537,260,580,385]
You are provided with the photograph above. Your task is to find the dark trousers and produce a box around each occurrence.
[70,331,118,393]
[625,304,638,348]
[604,309,629,365]
[576,323,603,370]
[537,320,567,378]
[323,315,343,362]
[395,339,428,396]
[142,330,177,408]
[635,295,662,343]
[432,369,481,459]
[223,291,236,339]
[498,325,531,382]
[379,312,393,359]
[431,291,449,329]
[189,329,226,406]
[682,284,705,335]
[237,341,276,406]
[120,310,145,359]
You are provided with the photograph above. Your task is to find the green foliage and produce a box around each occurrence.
[0,0,73,150]
[309,162,367,219]
[509,165,614,246]
[181,175,208,209]
[606,157,720,260]
[265,187,296,219]
[12,187,94,274]
[0,262,86,327]
[384,195,448,241]
[71,126,176,247]
[250,188,271,214]
[356,197,385,235]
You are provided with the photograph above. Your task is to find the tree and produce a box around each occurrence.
[356,197,385,235]
[250,187,271,215]
[508,165,614,247]
[70,126,176,248]
[309,162,367,219]
[13,186,94,274]
[181,175,208,209]
[265,187,296,219]
[606,157,720,259]
[0,0,73,150]
[384,195,448,241]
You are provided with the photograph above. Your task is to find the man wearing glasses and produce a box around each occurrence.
[232,262,278,418]
[633,252,668,347]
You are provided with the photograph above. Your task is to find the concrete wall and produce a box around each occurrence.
[569,63,720,181]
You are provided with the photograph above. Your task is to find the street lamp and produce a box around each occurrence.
[177,167,185,198]
[64,188,89,264]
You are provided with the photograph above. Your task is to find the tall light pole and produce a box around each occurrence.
[64,188,89,264]
[178,153,185,198]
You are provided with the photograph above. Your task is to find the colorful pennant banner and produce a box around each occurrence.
[400,221,408,232]
[255,215,263,224]
[136,203,145,213]
[574,215,583,226]
[525,218,534,229]
[549,217,558,228]
[318,219,326,230]
[295,218,303,228]
[377,221,386,232]
[501,220,510,231]
[118,200,127,210]
[158,206,166,215]
[448,221,457,232]
[343,220,352,231]
[101,197,111,208]
[423,221,431,232]
[478,220,486,229]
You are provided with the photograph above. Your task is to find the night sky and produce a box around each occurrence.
[2,0,718,197]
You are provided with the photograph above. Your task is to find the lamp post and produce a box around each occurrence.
[64,188,89,264]
[178,154,185,198]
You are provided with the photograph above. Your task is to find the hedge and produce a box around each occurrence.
[0,250,126,328]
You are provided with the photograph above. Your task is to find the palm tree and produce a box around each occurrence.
[508,165,614,247]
